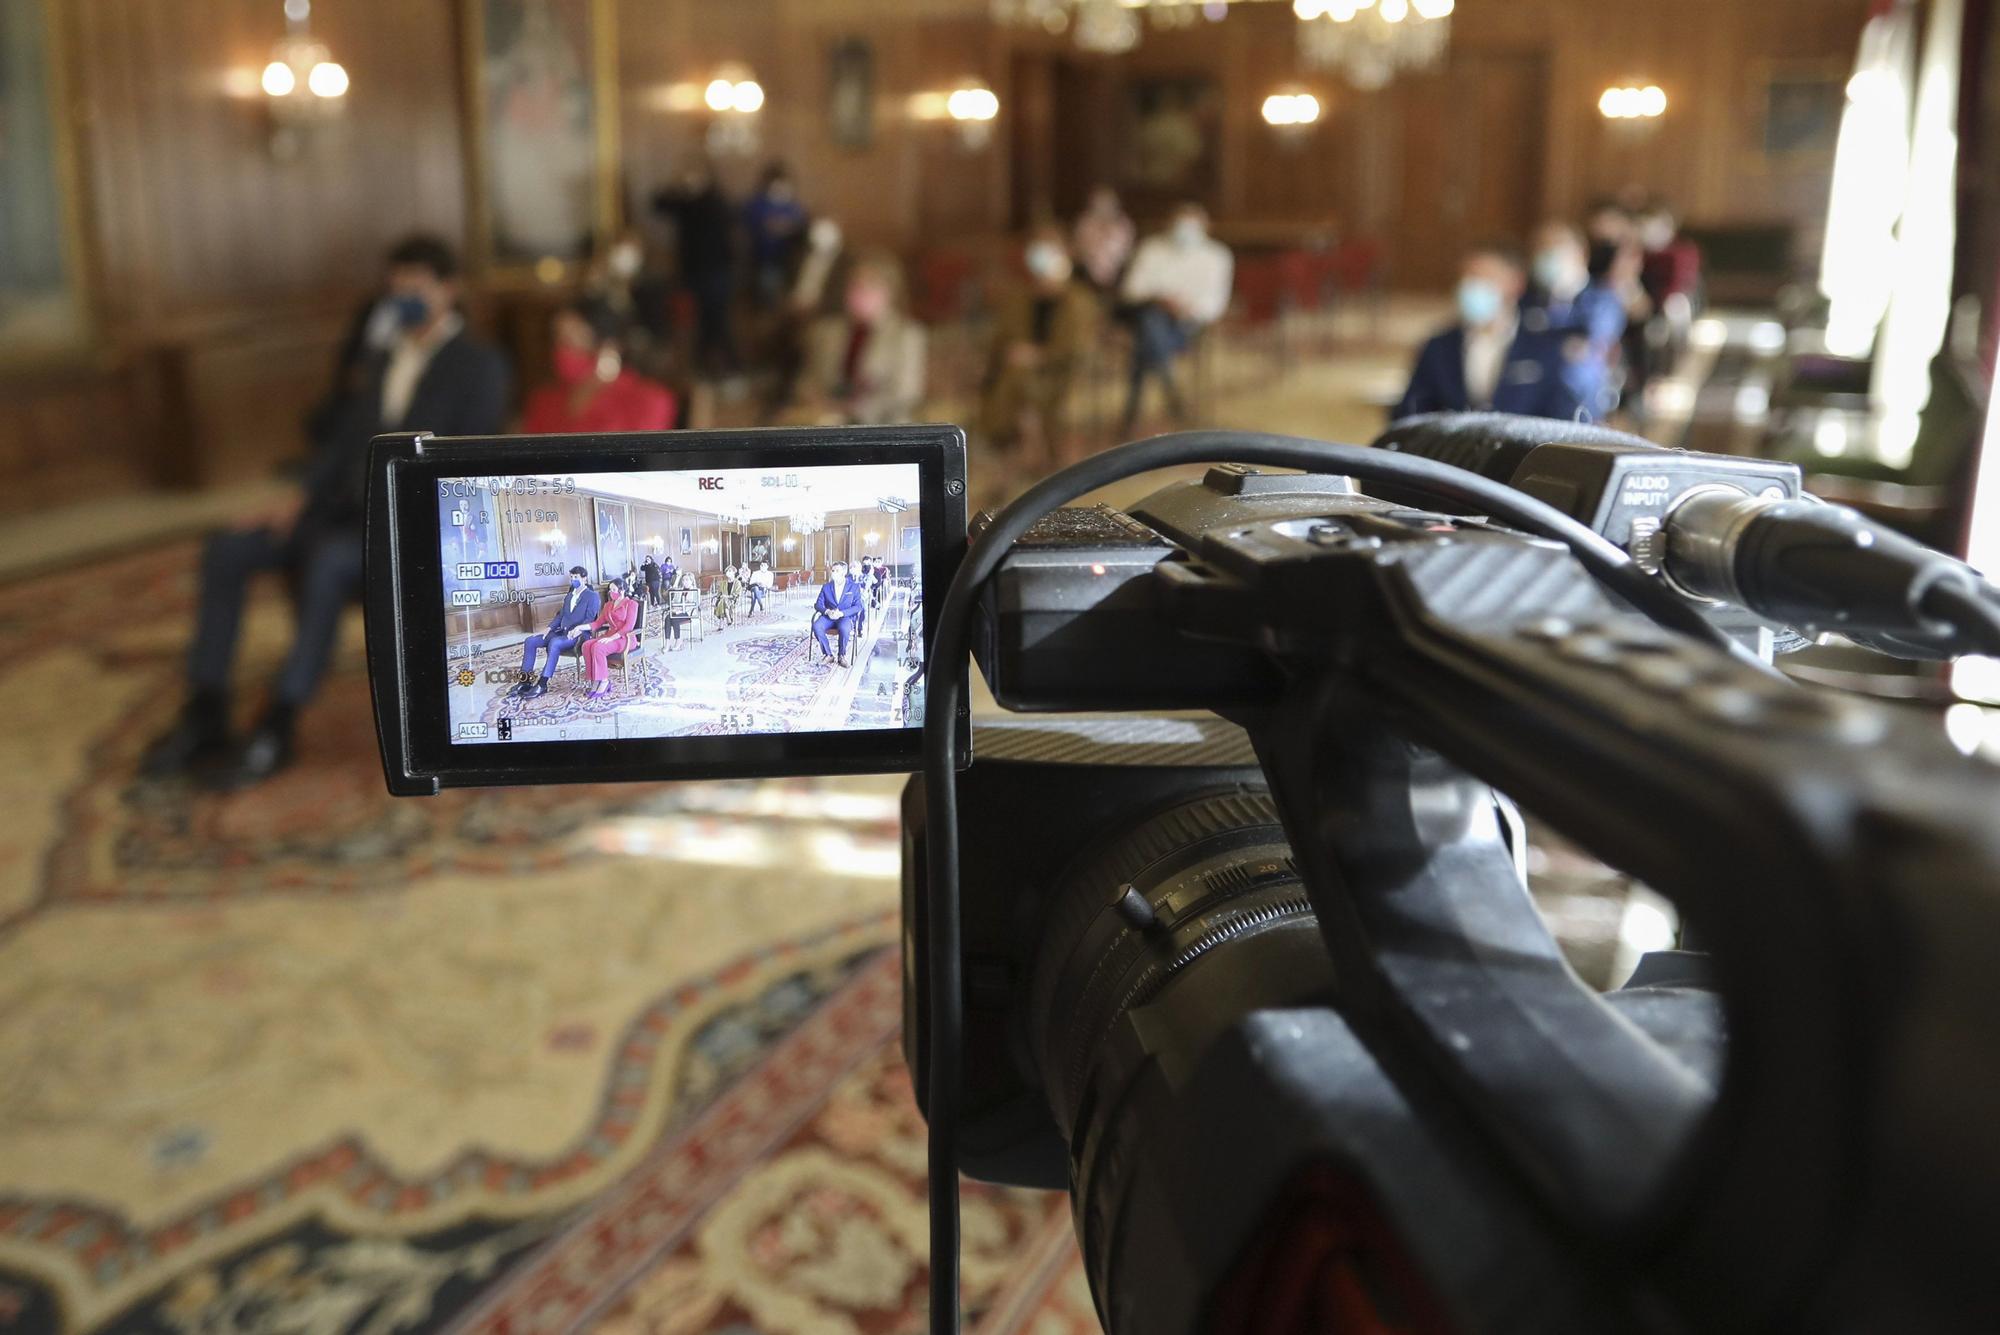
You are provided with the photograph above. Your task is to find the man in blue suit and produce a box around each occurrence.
[1392,242,1587,423]
[512,565,600,700]
[812,560,865,668]
[1521,220,1627,418]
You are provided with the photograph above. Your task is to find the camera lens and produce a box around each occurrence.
[1026,788,1333,1318]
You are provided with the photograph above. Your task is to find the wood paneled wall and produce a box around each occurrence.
[3,0,1877,513]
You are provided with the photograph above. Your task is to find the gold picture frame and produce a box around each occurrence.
[459,0,621,285]
[0,0,99,366]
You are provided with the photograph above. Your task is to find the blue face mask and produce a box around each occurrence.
[390,293,431,329]
[1456,277,1503,327]
[1532,251,1574,292]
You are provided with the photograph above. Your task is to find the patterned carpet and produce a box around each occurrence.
[0,543,1086,1334]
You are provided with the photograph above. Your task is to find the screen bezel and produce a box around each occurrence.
[366,425,967,794]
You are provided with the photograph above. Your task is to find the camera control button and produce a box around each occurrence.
[1520,617,1575,642]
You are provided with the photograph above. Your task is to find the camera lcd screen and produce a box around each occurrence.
[435,463,926,747]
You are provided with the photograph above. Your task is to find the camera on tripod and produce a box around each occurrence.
[364,415,2000,1335]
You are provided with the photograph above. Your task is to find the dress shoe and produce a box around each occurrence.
[140,713,231,777]
[200,723,294,792]
[506,673,535,698]
[837,654,850,669]
[523,678,550,700]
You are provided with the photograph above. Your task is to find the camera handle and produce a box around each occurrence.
[1167,517,2000,1329]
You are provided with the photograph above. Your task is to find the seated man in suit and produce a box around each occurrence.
[811,560,865,668]
[511,566,601,701]
[1393,241,1587,424]
[141,234,509,788]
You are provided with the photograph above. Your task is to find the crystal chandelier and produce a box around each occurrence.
[991,0,1217,56]
[1295,0,1455,91]
[790,506,826,537]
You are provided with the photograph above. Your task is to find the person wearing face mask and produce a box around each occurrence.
[812,560,865,668]
[1117,202,1234,436]
[765,217,848,419]
[980,226,1101,475]
[510,567,603,700]
[142,235,508,789]
[1073,186,1135,292]
[1522,220,1628,419]
[1392,241,1585,423]
[797,254,928,425]
[521,297,675,435]
[743,162,810,311]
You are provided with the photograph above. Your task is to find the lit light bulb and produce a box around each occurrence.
[1638,85,1667,117]
[705,78,735,111]
[261,60,297,97]
[306,60,348,98]
[1599,87,1624,118]
[1412,0,1454,15]
[731,79,765,113]
[1328,0,1360,20]
[1379,0,1408,20]
[1292,0,1327,18]
[947,86,999,121]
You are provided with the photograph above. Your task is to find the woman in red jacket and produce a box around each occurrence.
[522,297,676,435]
[580,581,641,699]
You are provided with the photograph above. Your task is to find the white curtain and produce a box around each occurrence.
[1872,0,1966,466]
[1820,3,1919,359]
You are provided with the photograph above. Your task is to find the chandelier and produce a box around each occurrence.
[790,507,826,537]
[1295,0,1455,90]
[992,0,1218,56]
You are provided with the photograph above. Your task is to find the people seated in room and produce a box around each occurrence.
[1073,186,1135,293]
[743,161,809,311]
[714,564,742,625]
[1118,202,1234,435]
[797,254,929,425]
[1522,220,1628,418]
[580,580,640,699]
[521,296,676,435]
[141,234,508,788]
[1392,241,1586,423]
[812,559,865,668]
[509,565,601,701]
[979,225,1100,475]
[663,570,698,650]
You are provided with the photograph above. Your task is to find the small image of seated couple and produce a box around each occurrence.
[508,567,640,701]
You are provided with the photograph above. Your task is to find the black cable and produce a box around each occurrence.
[1920,582,2000,658]
[921,430,1747,1335]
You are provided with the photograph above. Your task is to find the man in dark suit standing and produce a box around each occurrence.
[811,560,865,668]
[1392,242,1586,424]
[141,235,510,788]
[511,566,601,700]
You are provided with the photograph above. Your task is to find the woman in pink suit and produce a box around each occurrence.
[581,582,640,699]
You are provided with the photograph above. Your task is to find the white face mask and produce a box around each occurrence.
[1172,218,1205,247]
[608,244,642,280]
[1025,242,1072,283]
[809,218,842,252]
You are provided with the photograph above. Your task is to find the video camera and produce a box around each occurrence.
[363,416,2000,1334]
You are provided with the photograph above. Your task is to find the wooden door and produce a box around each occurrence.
[825,525,852,569]
[1392,52,1548,290]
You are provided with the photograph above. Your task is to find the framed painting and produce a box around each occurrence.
[1120,74,1221,214]
[0,0,92,359]
[461,0,620,281]
[829,37,875,151]
[1753,61,1845,161]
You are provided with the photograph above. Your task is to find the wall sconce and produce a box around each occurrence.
[1598,84,1667,120]
[1261,90,1324,139]
[703,63,765,157]
[864,530,881,547]
[782,537,797,552]
[917,79,997,152]
[260,0,347,159]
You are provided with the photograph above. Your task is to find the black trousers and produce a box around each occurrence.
[187,524,364,709]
